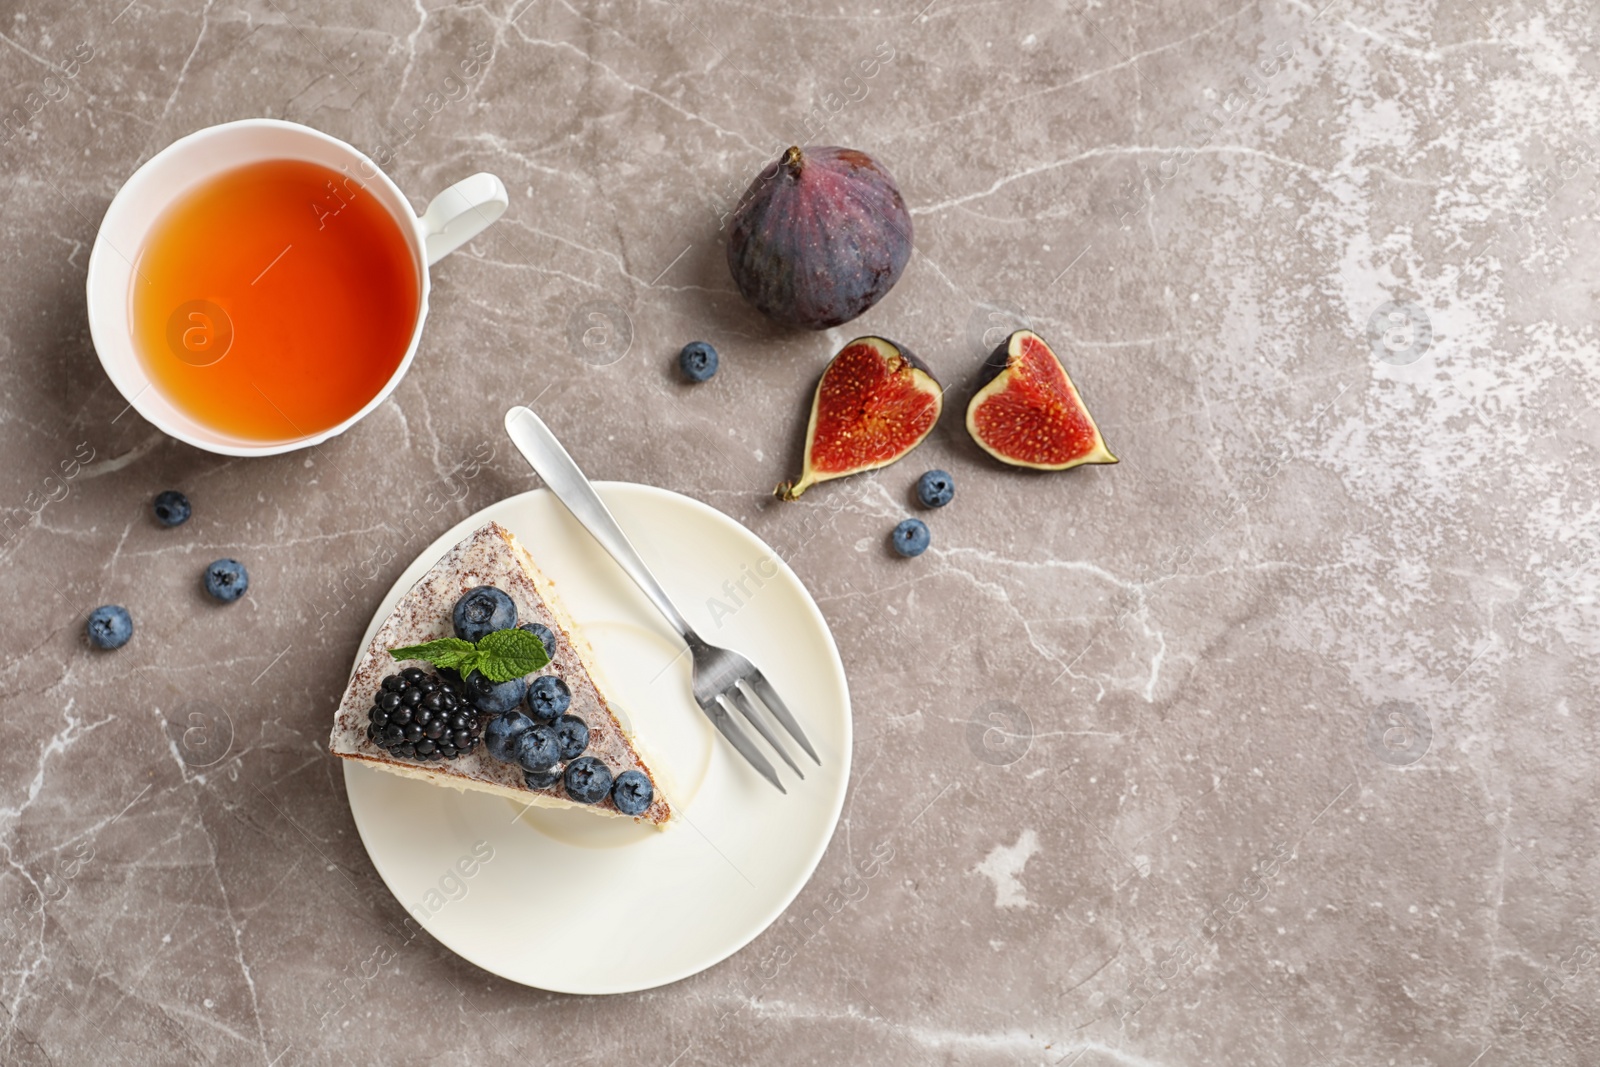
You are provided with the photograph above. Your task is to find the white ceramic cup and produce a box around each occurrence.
[86,118,508,457]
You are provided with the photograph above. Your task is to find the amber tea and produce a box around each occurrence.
[129,158,420,442]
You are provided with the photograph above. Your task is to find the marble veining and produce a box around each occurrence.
[0,0,1596,1064]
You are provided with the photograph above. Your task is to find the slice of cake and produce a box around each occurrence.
[330,521,671,826]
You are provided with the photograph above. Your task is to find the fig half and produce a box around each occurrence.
[966,330,1117,470]
[776,336,942,500]
[728,145,913,331]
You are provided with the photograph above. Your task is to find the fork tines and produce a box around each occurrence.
[697,654,818,793]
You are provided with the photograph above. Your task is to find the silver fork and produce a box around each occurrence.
[504,406,819,793]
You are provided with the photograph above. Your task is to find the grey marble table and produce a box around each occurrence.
[2,1,1596,1064]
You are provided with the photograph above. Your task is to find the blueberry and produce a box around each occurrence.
[553,714,589,760]
[484,710,534,762]
[465,670,527,714]
[514,724,561,772]
[518,621,557,659]
[86,605,133,650]
[891,518,930,558]
[915,470,954,508]
[203,558,249,601]
[152,490,191,527]
[678,341,718,383]
[563,756,613,805]
[523,767,562,790]
[611,769,654,816]
[525,675,572,722]
[452,585,516,642]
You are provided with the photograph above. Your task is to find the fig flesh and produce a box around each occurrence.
[966,330,1117,470]
[776,336,942,500]
[728,146,912,331]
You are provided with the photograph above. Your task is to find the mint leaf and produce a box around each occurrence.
[388,637,477,671]
[386,628,548,682]
[473,627,550,682]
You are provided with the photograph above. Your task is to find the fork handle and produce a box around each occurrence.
[504,406,700,644]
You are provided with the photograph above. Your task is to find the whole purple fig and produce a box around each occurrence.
[727,145,913,331]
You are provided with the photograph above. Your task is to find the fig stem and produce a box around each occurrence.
[774,475,810,502]
[781,145,804,178]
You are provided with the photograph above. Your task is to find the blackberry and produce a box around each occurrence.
[367,670,483,762]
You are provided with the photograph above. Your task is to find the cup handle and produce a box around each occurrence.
[419,173,509,265]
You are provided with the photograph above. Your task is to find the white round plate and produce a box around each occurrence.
[343,484,852,994]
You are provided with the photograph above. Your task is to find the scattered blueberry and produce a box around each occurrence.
[523,767,562,790]
[465,670,528,715]
[514,724,561,773]
[553,714,590,761]
[611,769,654,816]
[915,470,954,508]
[152,490,191,527]
[518,621,557,659]
[203,559,249,601]
[484,709,534,762]
[678,341,718,382]
[86,605,133,650]
[453,585,517,642]
[891,518,930,558]
[564,756,613,805]
[525,675,572,722]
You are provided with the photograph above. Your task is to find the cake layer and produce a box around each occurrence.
[329,521,671,826]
